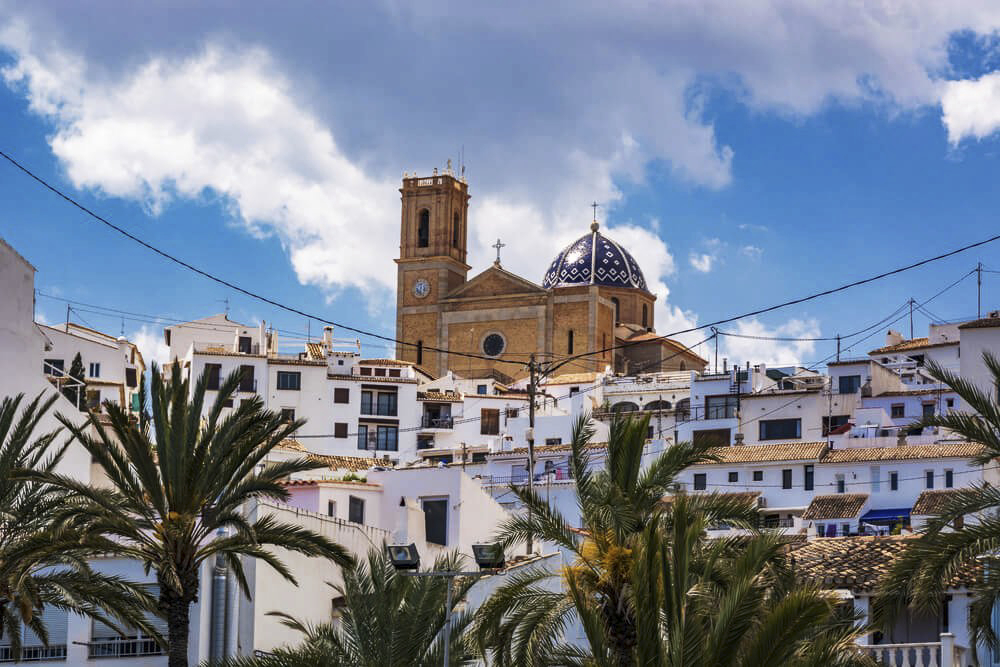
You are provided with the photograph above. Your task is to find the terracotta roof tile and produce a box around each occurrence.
[874,388,953,397]
[959,316,1000,330]
[822,443,985,463]
[543,372,599,385]
[305,342,325,360]
[358,359,413,367]
[693,443,829,465]
[912,489,965,515]
[790,535,977,592]
[869,338,958,355]
[275,439,381,472]
[802,493,868,520]
[417,390,464,402]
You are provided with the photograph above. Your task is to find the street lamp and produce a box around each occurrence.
[386,543,506,666]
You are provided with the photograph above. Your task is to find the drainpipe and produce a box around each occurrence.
[210,531,230,662]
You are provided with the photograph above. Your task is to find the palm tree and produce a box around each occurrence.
[0,393,159,660]
[36,364,354,667]
[874,352,1000,652]
[472,413,755,665]
[206,547,474,667]
[473,414,872,666]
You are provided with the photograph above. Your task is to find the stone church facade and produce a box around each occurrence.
[394,170,706,381]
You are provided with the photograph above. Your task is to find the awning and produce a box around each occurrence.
[860,508,911,523]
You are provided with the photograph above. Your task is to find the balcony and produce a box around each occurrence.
[855,634,966,667]
[88,637,164,658]
[0,645,67,662]
[421,415,454,429]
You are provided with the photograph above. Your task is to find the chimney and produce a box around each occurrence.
[885,329,904,346]
[323,326,334,351]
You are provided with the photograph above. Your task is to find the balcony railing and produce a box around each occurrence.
[88,637,164,658]
[0,645,67,662]
[421,415,454,429]
[855,634,965,667]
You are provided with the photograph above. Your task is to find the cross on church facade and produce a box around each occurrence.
[591,201,599,221]
[492,238,506,264]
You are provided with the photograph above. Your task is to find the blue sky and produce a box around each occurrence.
[3,3,1000,369]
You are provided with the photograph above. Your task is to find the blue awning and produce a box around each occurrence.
[861,508,911,522]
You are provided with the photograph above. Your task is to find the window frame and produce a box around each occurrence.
[781,469,793,490]
[759,418,802,441]
[693,473,707,491]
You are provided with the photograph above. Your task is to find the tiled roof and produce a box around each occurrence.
[284,478,381,488]
[802,493,868,520]
[417,390,464,402]
[358,359,413,367]
[332,374,419,384]
[489,442,607,457]
[693,443,829,465]
[662,491,761,506]
[912,489,964,515]
[305,342,325,360]
[543,372,599,385]
[267,357,328,367]
[822,443,985,463]
[874,388,953,397]
[790,535,977,591]
[869,337,958,354]
[274,440,380,472]
[959,316,1000,330]
[619,333,709,364]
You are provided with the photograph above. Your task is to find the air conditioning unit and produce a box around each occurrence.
[756,497,767,508]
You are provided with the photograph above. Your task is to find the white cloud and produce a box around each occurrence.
[689,253,714,273]
[941,71,1000,143]
[719,317,821,367]
[740,245,763,260]
[738,223,770,233]
[131,325,170,368]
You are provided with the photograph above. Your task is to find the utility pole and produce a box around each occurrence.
[65,303,71,330]
[836,334,841,363]
[909,298,914,340]
[526,354,537,555]
[978,262,983,319]
[711,327,719,373]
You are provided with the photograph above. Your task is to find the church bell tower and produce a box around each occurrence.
[395,167,471,370]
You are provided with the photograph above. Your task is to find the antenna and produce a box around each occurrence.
[218,296,230,317]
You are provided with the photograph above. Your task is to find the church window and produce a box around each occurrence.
[611,297,620,324]
[482,333,506,357]
[567,329,574,354]
[418,209,430,248]
[452,212,460,248]
[416,340,423,366]
[679,361,686,371]
[642,304,648,328]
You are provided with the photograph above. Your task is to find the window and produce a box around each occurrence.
[506,407,520,418]
[870,466,881,493]
[374,368,386,377]
[545,438,563,445]
[838,375,861,394]
[946,398,955,408]
[752,470,763,482]
[125,367,138,388]
[477,384,488,395]
[567,329,574,354]
[88,362,101,378]
[89,593,165,658]
[804,465,814,491]
[416,340,423,366]
[423,498,448,546]
[131,393,141,412]
[611,297,620,323]
[922,402,936,419]
[482,333,505,357]
[693,473,707,490]
[86,389,101,411]
[361,390,397,416]
[452,212,461,249]
[369,425,399,451]
[327,500,336,517]
[781,469,792,489]
[890,403,905,418]
[280,408,296,423]
[239,365,255,392]
[333,423,348,438]
[359,367,372,376]
[926,470,935,489]
[642,304,648,328]
[692,429,730,447]
[43,358,64,375]
[569,386,581,396]
[334,387,350,404]
[348,496,365,524]
[205,363,222,390]
[417,436,434,450]
[945,469,954,488]
[841,523,851,536]
[277,371,301,391]
[238,336,253,354]
[910,354,925,367]
[705,395,738,419]
[728,471,738,483]
[759,418,801,441]
[889,471,899,491]
[822,415,849,436]
[836,474,846,494]
[388,368,401,378]
[481,408,500,435]
[417,209,430,247]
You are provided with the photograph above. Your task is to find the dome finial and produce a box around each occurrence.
[590,201,600,232]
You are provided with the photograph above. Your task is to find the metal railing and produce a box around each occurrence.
[0,645,67,662]
[88,637,163,658]
[421,415,454,429]
[855,634,965,667]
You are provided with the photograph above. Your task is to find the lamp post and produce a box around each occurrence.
[386,543,506,667]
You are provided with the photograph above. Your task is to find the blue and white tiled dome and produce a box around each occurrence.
[542,223,648,291]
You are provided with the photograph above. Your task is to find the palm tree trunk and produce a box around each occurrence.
[166,596,190,667]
